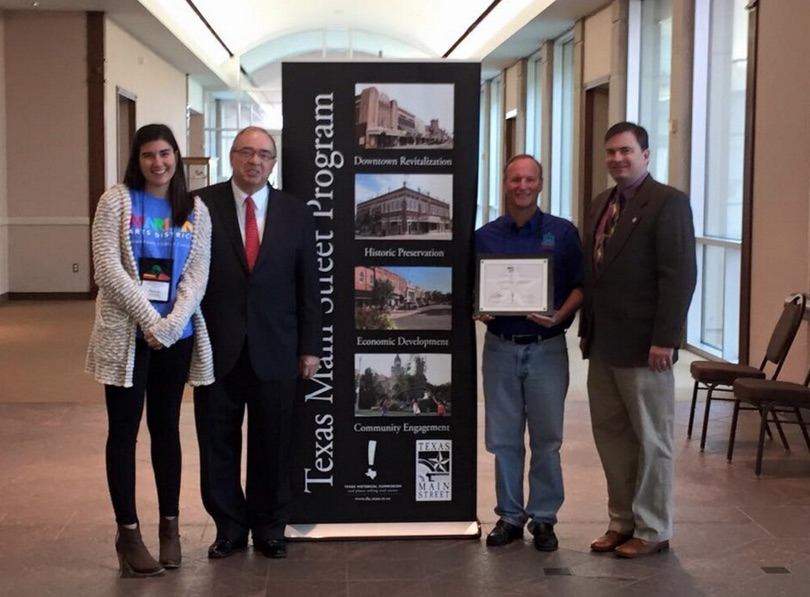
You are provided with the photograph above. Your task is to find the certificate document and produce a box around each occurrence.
[476,254,553,315]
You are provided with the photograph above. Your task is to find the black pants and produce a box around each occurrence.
[105,336,193,525]
[194,343,297,542]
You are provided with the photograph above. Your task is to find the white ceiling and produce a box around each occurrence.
[0,0,608,89]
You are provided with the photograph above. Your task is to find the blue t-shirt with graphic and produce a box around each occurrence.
[129,190,194,339]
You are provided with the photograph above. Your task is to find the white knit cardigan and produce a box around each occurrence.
[85,184,214,388]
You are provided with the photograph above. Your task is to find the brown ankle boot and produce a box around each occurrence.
[115,525,164,577]
[159,517,182,568]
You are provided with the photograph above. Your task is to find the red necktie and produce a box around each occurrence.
[244,196,260,271]
[594,192,625,267]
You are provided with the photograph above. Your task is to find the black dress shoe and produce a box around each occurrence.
[207,538,248,559]
[486,519,524,546]
[531,522,558,552]
[254,539,287,559]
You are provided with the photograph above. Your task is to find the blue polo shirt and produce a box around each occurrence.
[475,209,584,339]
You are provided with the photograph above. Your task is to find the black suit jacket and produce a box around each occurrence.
[579,175,697,367]
[197,181,322,381]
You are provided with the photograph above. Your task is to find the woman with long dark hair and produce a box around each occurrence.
[86,123,213,577]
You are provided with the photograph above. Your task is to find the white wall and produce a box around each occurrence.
[504,61,522,114]
[104,19,188,191]
[5,11,89,294]
[188,77,204,114]
[0,13,189,295]
[583,5,612,85]
[0,13,9,296]
[749,0,810,380]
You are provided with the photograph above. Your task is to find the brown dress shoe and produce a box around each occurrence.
[590,530,632,553]
[614,537,670,558]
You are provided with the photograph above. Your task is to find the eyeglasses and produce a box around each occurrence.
[232,147,276,162]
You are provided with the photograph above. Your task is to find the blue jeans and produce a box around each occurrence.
[482,332,569,528]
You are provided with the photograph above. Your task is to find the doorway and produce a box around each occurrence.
[117,88,137,181]
[582,81,610,220]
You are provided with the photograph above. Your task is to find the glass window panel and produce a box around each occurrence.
[525,52,543,160]
[638,0,672,183]
[218,132,235,182]
[477,85,486,229]
[687,0,747,363]
[703,0,748,240]
[696,243,741,360]
[722,246,741,362]
[551,35,574,221]
[700,245,725,350]
[220,100,238,129]
[488,76,503,222]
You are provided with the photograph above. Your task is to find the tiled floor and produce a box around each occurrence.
[1,301,809,596]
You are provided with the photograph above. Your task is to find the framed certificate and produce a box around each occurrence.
[475,254,553,315]
[184,157,213,192]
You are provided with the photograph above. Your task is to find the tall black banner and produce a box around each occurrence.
[282,61,480,538]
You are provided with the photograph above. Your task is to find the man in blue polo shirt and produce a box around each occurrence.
[475,154,584,551]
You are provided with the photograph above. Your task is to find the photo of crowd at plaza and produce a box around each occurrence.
[354,266,452,330]
[354,353,451,417]
[354,173,452,240]
[355,83,454,149]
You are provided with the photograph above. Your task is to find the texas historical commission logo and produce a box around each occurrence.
[415,439,451,501]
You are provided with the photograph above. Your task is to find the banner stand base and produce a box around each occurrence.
[287,520,481,541]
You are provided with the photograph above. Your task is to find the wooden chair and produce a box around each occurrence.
[732,371,810,476]
[687,293,806,457]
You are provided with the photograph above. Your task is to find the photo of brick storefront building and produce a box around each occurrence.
[355,266,413,309]
[355,183,451,240]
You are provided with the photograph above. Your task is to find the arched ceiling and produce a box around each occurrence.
[0,0,609,89]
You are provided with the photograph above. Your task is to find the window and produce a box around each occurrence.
[525,49,544,159]
[687,0,748,361]
[476,83,489,229]
[487,75,504,222]
[635,0,673,182]
[550,34,574,221]
[203,92,280,187]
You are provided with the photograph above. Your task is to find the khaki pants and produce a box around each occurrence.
[587,353,675,542]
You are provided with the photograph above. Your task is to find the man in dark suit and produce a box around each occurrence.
[194,126,322,560]
[579,122,696,559]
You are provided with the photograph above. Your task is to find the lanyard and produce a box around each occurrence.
[133,190,176,303]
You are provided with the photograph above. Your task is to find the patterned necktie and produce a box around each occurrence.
[594,192,625,267]
[244,196,260,271]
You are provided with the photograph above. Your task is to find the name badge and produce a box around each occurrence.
[139,257,173,303]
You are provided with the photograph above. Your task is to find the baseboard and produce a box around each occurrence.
[8,292,92,301]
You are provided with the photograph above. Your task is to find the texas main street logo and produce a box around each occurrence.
[415,439,451,502]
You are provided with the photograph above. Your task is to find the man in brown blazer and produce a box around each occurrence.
[579,122,696,558]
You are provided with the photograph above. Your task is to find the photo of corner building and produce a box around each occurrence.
[355,185,451,238]
[2,1,810,595]
[355,83,454,149]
